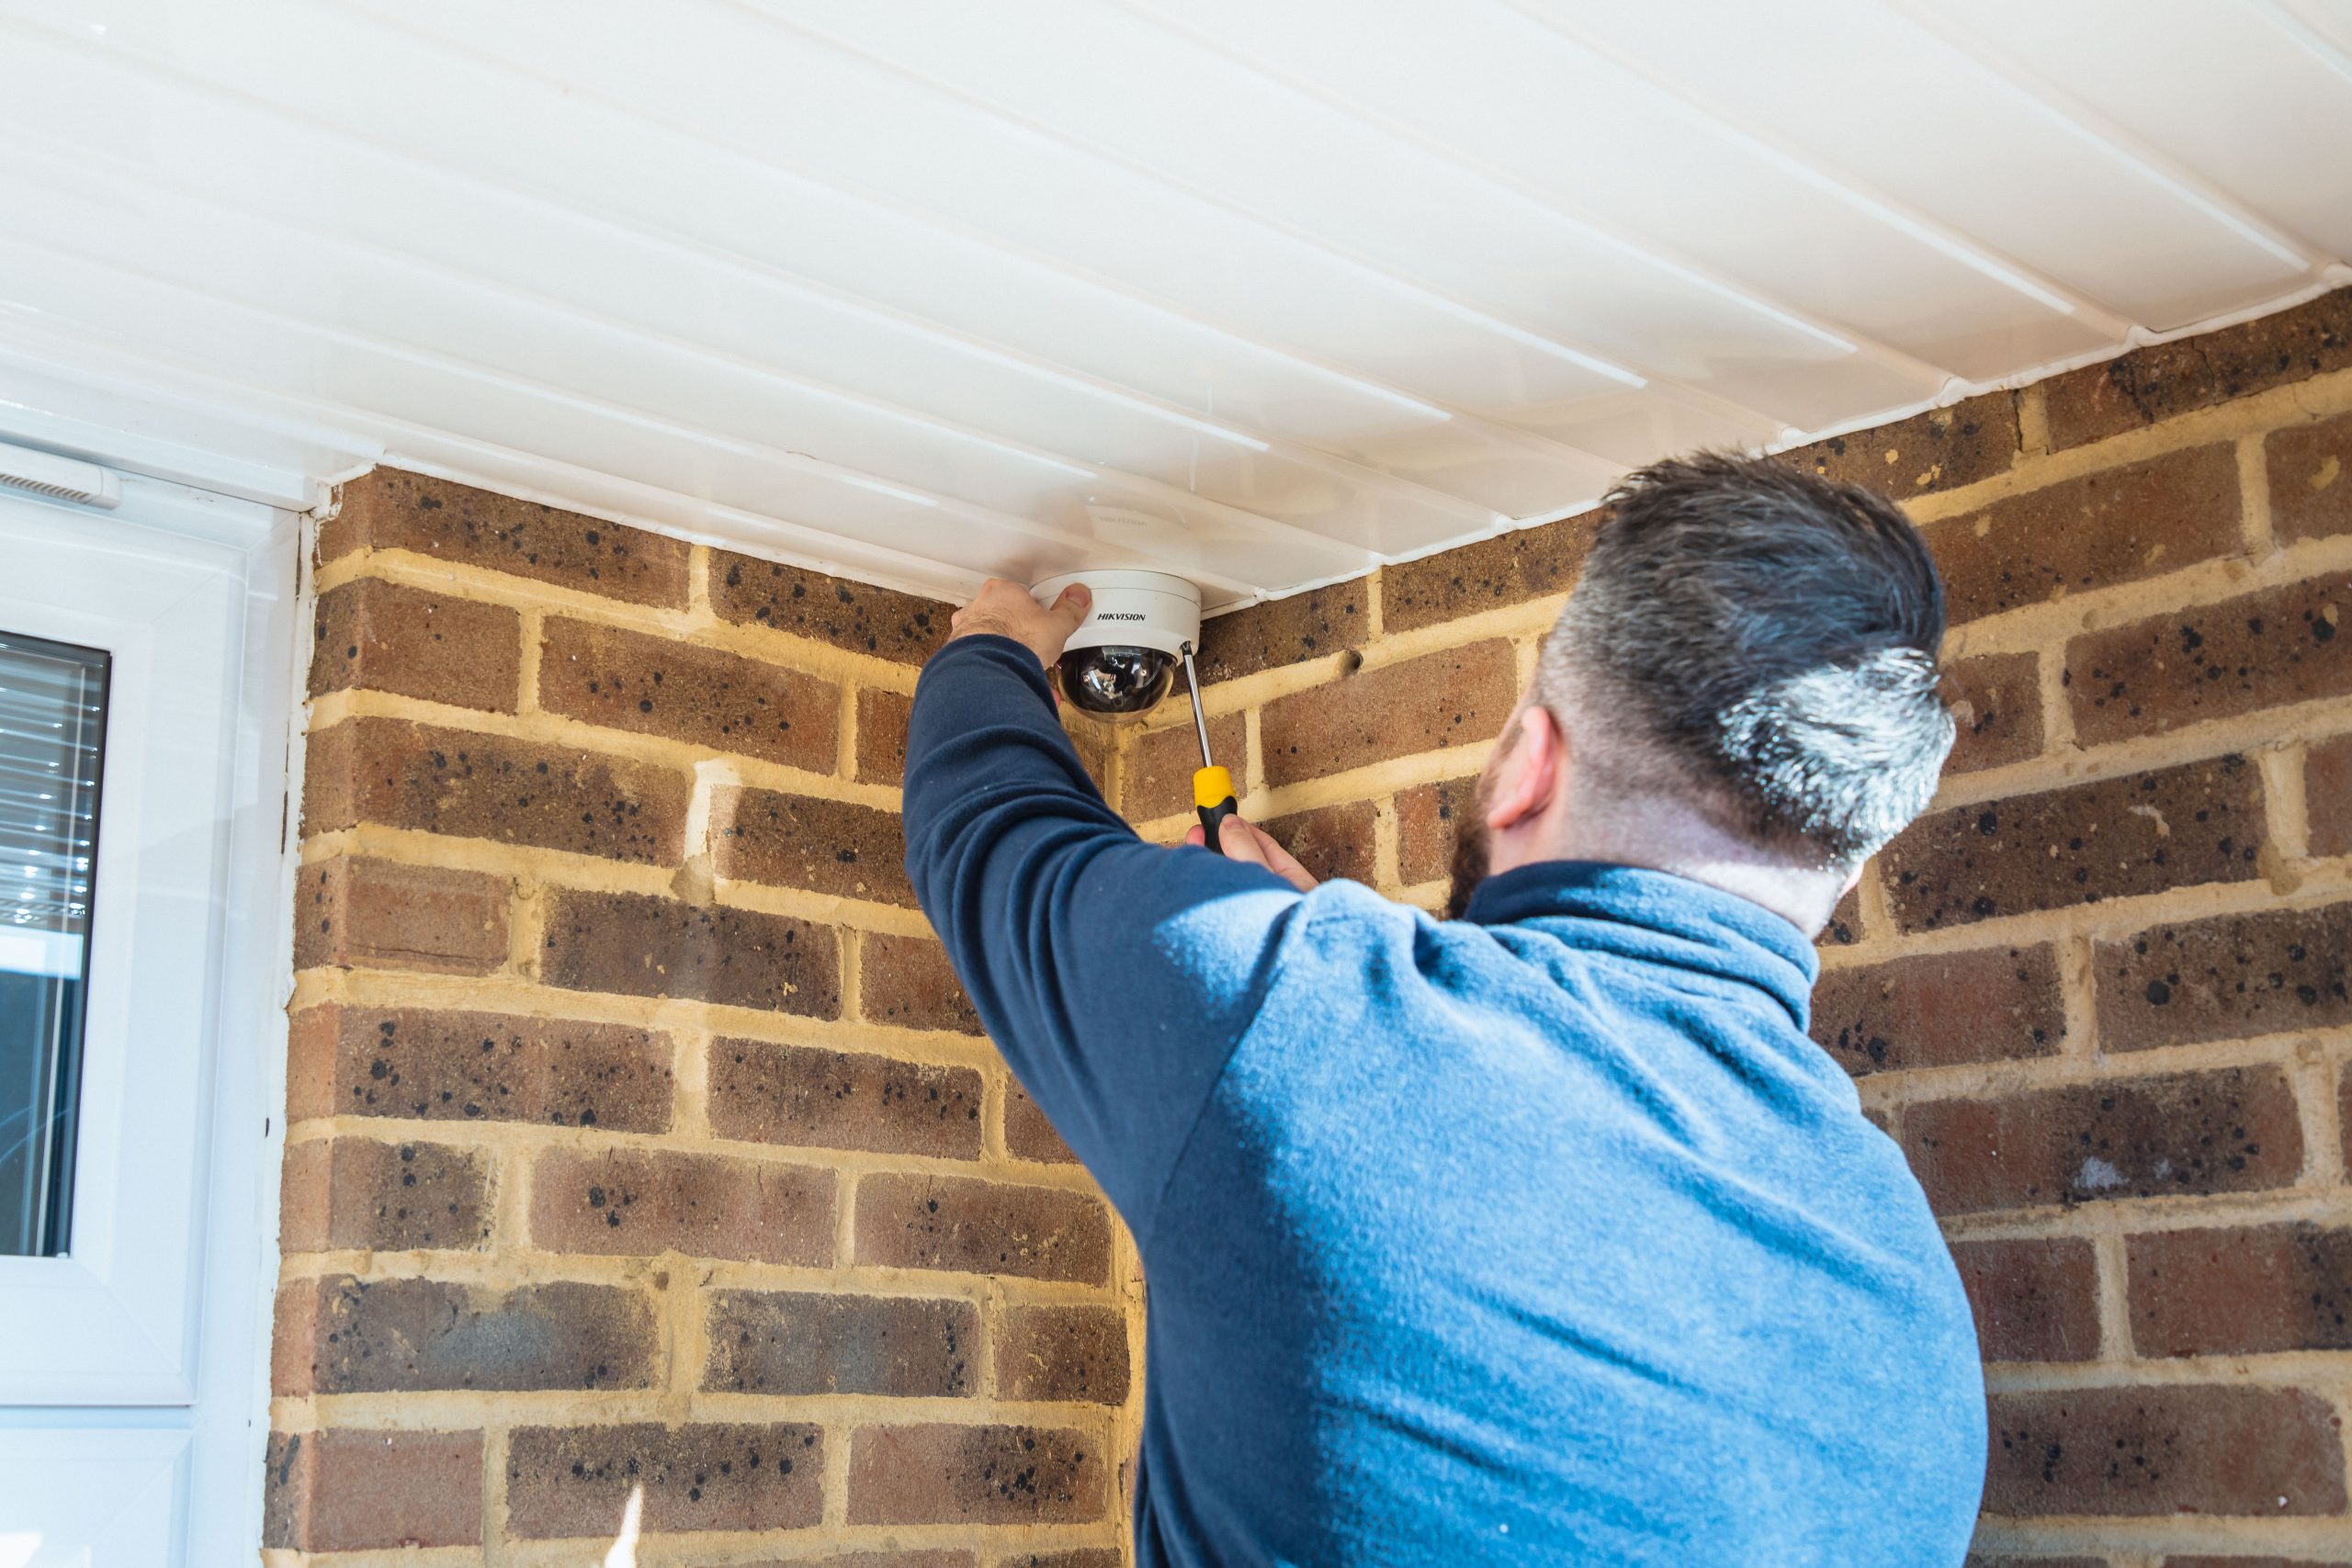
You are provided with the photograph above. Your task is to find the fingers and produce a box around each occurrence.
[1182,823,1207,848]
[1218,814,1319,894]
[1050,581,1092,631]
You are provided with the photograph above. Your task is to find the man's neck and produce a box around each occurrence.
[1492,801,1848,938]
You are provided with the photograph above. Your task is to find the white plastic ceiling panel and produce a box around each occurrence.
[0,0,2344,610]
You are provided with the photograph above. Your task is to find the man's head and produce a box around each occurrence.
[1447,452,1954,931]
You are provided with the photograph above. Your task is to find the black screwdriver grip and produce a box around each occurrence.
[1197,795,1238,855]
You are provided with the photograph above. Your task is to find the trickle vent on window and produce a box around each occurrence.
[0,442,120,510]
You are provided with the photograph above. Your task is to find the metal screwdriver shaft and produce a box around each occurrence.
[1180,642,1237,855]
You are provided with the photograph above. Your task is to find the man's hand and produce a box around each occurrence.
[948,577,1091,671]
[1182,815,1319,893]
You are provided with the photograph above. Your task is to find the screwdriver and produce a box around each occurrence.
[1180,641,1237,855]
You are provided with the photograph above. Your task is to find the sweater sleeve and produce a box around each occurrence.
[900,634,1302,1236]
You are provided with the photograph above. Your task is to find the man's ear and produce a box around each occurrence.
[1486,703,1565,831]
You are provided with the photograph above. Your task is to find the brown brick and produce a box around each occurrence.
[711,549,950,663]
[1001,1555,1123,1568]
[1261,641,1518,787]
[1380,511,1600,634]
[1984,1385,2345,1516]
[1927,445,2242,625]
[1194,581,1371,682]
[992,1304,1129,1405]
[302,716,690,864]
[2130,1223,2352,1357]
[1900,1066,2302,1215]
[856,686,914,784]
[541,889,841,1016]
[2041,287,2352,451]
[1882,754,2265,931]
[1394,776,1476,886]
[847,1424,1103,1525]
[2344,1061,2352,1179]
[2098,901,2352,1052]
[711,786,912,907]
[709,1038,983,1159]
[1820,883,1864,948]
[1003,1082,1079,1165]
[1943,652,2042,774]
[279,1137,490,1253]
[2164,1558,2352,1568]
[324,468,691,606]
[2068,574,2352,746]
[287,1275,655,1394]
[1951,1237,2099,1363]
[1261,800,1376,886]
[529,1147,833,1266]
[292,855,508,975]
[854,1174,1112,1283]
[263,1428,481,1551]
[2270,406,2352,545]
[506,1422,823,1539]
[705,1290,976,1398]
[1810,945,2064,1076]
[2310,732,2352,858]
[860,933,983,1034]
[288,1002,672,1129]
[310,576,521,712]
[1123,711,1246,824]
[538,617,839,772]
[1965,1559,2104,1568]
[1782,391,2019,499]
[770,1556,978,1568]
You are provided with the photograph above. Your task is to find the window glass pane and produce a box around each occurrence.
[0,631,107,1258]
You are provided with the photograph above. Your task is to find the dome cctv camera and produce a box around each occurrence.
[1030,570,1204,719]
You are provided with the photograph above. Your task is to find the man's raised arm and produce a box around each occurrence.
[899,582,1302,1238]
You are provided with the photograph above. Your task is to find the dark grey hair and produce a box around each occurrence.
[1540,452,1953,867]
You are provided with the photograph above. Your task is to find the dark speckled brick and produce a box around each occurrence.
[286,1003,673,1130]
[2270,406,2352,546]
[1261,800,1377,886]
[1942,652,2042,774]
[2094,901,2352,1053]
[1781,391,2018,499]
[711,550,951,664]
[2066,573,2351,745]
[300,716,690,865]
[542,889,841,1017]
[507,1421,824,1538]
[1194,581,1371,683]
[1882,754,2265,931]
[322,468,691,607]
[283,1274,657,1393]
[710,787,912,908]
[538,617,839,772]
[1810,945,2064,1077]
[704,1290,975,1398]
[1819,883,1865,948]
[2041,286,2352,451]
[1903,1066,2303,1215]
[1261,641,1518,787]
[1984,1384,2344,1517]
[1926,444,2242,625]
[1378,511,1602,635]
[2130,1223,2352,1358]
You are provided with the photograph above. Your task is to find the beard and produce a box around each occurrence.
[1442,772,1494,921]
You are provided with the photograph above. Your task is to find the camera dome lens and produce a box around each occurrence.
[1057,646,1175,716]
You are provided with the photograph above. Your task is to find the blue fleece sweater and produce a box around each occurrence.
[903,636,1985,1567]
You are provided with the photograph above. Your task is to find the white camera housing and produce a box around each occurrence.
[1031,569,1204,718]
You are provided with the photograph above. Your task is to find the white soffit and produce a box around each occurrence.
[0,0,2346,610]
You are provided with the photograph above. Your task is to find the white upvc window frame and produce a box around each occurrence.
[0,472,300,1567]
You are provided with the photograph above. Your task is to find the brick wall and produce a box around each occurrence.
[1124,288,2352,1566]
[268,470,1136,1565]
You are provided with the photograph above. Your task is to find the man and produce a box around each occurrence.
[901,454,1985,1565]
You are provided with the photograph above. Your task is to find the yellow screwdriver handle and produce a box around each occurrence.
[1193,765,1237,855]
